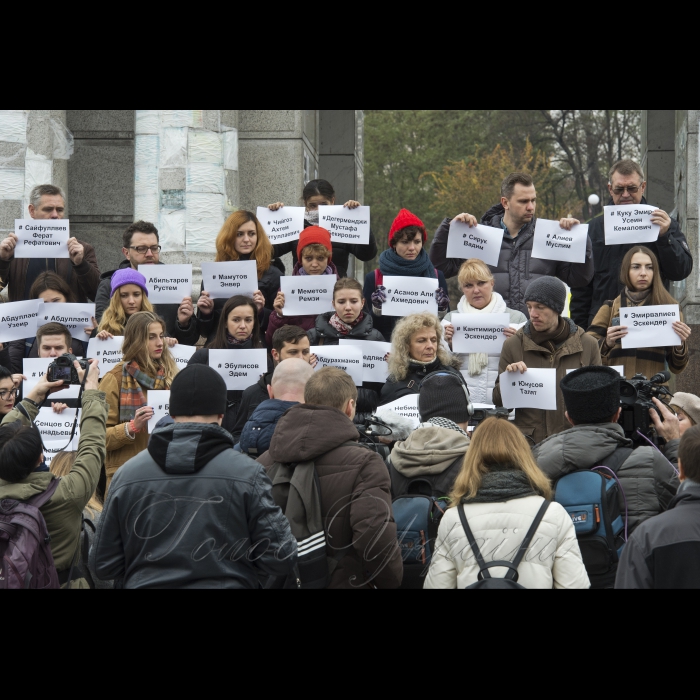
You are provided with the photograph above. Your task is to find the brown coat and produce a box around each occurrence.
[257,404,403,589]
[100,362,149,492]
[0,241,101,302]
[588,295,689,381]
[493,320,602,446]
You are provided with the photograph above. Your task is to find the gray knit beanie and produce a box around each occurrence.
[524,276,567,315]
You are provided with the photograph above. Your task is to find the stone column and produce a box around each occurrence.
[641,110,676,214]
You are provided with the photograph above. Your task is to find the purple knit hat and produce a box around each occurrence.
[111,268,149,298]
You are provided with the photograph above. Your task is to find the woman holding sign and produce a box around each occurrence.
[189,295,267,436]
[101,311,178,492]
[364,209,450,341]
[265,227,338,347]
[268,179,378,279]
[197,210,280,344]
[443,259,526,405]
[588,246,690,381]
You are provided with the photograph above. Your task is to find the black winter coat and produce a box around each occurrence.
[430,206,594,317]
[307,312,385,346]
[95,261,200,345]
[570,198,693,329]
[230,372,272,443]
[380,358,453,405]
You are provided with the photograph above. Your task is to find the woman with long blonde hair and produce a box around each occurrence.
[587,245,690,382]
[196,210,281,343]
[100,312,178,492]
[97,269,155,336]
[424,418,589,589]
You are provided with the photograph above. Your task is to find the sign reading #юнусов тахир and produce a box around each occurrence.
[14,219,70,259]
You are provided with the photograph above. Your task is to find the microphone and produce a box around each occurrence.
[371,409,416,442]
[650,371,671,384]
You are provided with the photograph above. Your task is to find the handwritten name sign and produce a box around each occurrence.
[280,275,336,316]
[37,303,96,341]
[620,304,681,349]
[446,220,504,267]
[339,339,392,383]
[450,313,511,354]
[14,219,70,259]
[139,264,192,304]
[201,261,258,300]
[310,345,364,386]
[148,390,171,433]
[86,336,124,377]
[604,204,660,245]
[0,299,40,343]
[209,349,268,391]
[532,219,588,263]
[256,206,305,245]
[382,276,438,317]
[319,205,370,245]
[498,368,557,410]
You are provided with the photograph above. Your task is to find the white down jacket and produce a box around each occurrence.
[424,496,590,589]
[444,307,526,405]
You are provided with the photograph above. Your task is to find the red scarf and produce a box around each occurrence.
[329,312,364,336]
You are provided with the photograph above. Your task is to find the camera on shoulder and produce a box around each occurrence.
[619,371,672,445]
[47,353,90,385]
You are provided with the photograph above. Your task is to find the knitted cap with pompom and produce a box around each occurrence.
[388,209,427,245]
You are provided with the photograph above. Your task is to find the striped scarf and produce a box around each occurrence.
[120,361,167,423]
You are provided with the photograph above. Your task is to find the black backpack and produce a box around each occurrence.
[457,500,550,589]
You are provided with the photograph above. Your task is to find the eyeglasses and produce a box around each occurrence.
[612,185,643,196]
[0,389,18,401]
[129,246,162,255]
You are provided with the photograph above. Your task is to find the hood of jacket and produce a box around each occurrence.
[0,471,54,502]
[266,404,359,463]
[148,422,234,474]
[313,311,376,340]
[668,478,700,510]
[533,423,632,478]
[391,423,469,477]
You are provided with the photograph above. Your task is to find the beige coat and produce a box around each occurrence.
[493,321,602,445]
[100,362,149,492]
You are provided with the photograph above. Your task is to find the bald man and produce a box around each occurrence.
[238,360,315,457]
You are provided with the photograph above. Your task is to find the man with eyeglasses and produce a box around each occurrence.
[571,159,693,329]
[94,221,198,344]
[0,184,101,303]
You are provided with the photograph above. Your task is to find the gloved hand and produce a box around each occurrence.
[371,286,387,315]
[435,287,450,315]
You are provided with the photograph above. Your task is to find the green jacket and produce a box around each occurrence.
[0,390,108,587]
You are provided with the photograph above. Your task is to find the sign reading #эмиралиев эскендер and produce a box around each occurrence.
[620,304,681,349]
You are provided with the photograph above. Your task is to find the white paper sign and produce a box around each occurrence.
[201,261,258,300]
[310,345,364,387]
[256,206,306,245]
[532,219,588,263]
[450,313,511,354]
[86,336,124,377]
[382,276,438,317]
[339,339,392,383]
[209,349,268,391]
[604,204,660,245]
[446,220,504,267]
[620,304,681,349]
[35,407,80,449]
[14,219,70,259]
[498,368,557,410]
[567,366,625,377]
[169,343,197,371]
[377,394,421,430]
[23,358,80,401]
[148,390,171,433]
[319,205,371,246]
[0,299,41,343]
[37,303,96,342]
[280,275,336,316]
[139,264,192,304]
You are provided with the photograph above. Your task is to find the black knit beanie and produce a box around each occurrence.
[524,276,567,315]
[419,372,471,424]
[169,365,228,417]
[560,366,621,425]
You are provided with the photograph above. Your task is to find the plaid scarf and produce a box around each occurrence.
[120,361,167,423]
[328,312,364,336]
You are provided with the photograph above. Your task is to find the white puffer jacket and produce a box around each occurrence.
[424,495,590,589]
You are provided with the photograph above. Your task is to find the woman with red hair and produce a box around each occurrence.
[197,210,282,343]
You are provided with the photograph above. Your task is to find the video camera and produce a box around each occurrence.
[470,406,511,428]
[47,353,90,385]
[618,371,672,444]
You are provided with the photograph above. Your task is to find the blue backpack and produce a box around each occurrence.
[553,447,633,585]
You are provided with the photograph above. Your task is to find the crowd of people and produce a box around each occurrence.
[0,158,698,590]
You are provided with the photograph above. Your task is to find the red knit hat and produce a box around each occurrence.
[388,208,427,245]
[297,226,333,260]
